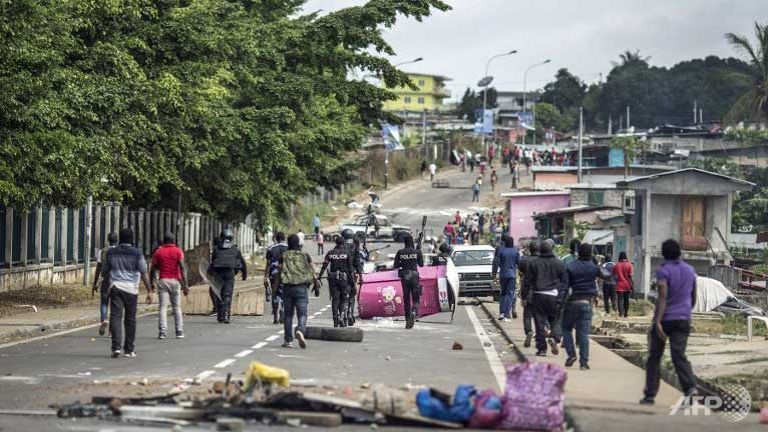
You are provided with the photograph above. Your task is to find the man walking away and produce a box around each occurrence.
[601,255,617,314]
[641,239,699,405]
[492,233,520,321]
[562,243,608,370]
[519,240,540,348]
[394,234,424,329]
[297,229,306,249]
[278,234,319,348]
[93,232,118,336]
[429,162,437,182]
[211,229,247,324]
[102,228,152,358]
[613,251,634,317]
[529,240,565,357]
[265,232,288,324]
[318,237,354,327]
[561,239,580,266]
[312,214,321,237]
[316,231,325,256]
[151,233,188,339]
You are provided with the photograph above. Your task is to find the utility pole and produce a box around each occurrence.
[480,50,517,157]
[693,100,698,125]
[421,109,427,158]
[532,102,537,148]
[384,152,389,190]
[626,105,630,130]
[699,108,703,125]
[608,116,613,135]
[83,195,93,286]
[578,107,584,183]
[619,116,623,132]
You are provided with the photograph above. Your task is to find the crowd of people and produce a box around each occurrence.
[442,210,508,246]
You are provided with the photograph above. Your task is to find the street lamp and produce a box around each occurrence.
[386,57,424,190]
[521,59,551,149]
[394,57,423,67]
[480,50,518,155]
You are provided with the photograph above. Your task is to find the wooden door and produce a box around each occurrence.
[681,197,707,251]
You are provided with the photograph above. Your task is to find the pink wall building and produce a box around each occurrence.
[503,191,570,242]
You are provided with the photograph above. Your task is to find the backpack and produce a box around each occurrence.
[281,250,314,286]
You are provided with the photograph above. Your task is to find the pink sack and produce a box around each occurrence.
[499,362,567,431]
[467,389,503,429]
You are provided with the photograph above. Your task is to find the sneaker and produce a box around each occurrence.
[580,363,590,370]
[565,356,577,367]
[547,338,560,355]
[158,332,166,340]
[176,332,185,339]
[523,333,532,348]
[535,350,547,357]
[405,318,414,329]
[98,321,108,336]
[295,330,306,349]
[511,311,518,319]
[639,396,655,405]
[281,341,293,348]
[111,350,121,358]
[123,352,137,358]
[208,310,218,317]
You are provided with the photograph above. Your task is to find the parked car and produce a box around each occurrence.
[338,214,411,241]
[451,244,499,300]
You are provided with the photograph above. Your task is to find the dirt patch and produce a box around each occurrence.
[0,284,96,318]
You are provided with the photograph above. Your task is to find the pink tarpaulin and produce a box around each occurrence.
[358,266,450,319]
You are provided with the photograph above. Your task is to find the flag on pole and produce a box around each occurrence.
[382,124,403,151]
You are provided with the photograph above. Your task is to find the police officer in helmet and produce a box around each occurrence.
[264,232,288,324]
[318,237,355,327]
[211,229,247,323]
[341,229,362,326]
[431,242,452,266]
[394,233,424,329]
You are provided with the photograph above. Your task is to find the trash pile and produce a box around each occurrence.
[54,361,567,431]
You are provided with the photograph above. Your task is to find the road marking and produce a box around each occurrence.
[214,359,236,369]
[266,335,279,341]
[234,350,253,358]
[278,330,285,335]
[313,311,322,316]
[252,342,267,349]
[196,370,215,380]
[465,305,506,392]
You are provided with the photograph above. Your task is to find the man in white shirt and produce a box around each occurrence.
[297,230,306,248]
[428,163,437,181]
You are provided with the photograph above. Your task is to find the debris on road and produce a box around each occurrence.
[303,325,364,342]
[452,341,463,350]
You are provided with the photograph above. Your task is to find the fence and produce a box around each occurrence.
[0,203,256,292]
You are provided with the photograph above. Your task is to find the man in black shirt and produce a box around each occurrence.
[518,240,540,348]
[528,240,565,356]
[394,234,424,329]
[211,229,247,324]
[318,237,355,327]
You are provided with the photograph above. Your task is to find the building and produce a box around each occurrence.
[382,73,452,112]
[496,90,539,128]
[502,191,570,243]
[617,168,754,294]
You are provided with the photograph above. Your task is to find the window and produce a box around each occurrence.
[417,97,425,104]
[418,79,425,87]
[404,96,411,104]
[587,191,604,206]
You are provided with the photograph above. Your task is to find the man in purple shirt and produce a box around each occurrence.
[640,239,699,405]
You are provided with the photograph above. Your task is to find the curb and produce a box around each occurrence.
[477,300,528,363]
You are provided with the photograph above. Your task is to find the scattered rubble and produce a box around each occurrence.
[452,341,463,350]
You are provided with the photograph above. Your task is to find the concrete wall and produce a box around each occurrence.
[570,189,624,208]
[533,172,578,189]
[507,193,570,242]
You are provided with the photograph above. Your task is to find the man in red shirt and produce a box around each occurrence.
[612,251,634,318]
[150,233,188,339]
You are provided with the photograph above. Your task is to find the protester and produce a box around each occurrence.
[429,162,437,181]
[312,214,321,237]
[297,229,306,248]
[92,232,118,336]
[316,231,325,255]
[640,239,699,405]
[519,240,540,348]
[613,251,634,317]
[150,232,188,339]
[454,211,462,225]
[471,181,480,202]
[265,232,288,324]
[492,233,520,321]
[528,240,565,356]
[102,228,152,358]
[443,221,456,245]
[562,239,580,266]
[278,234,319,348]
[601,254,617,314]
[562,243,608,370]
[490,170,498,191]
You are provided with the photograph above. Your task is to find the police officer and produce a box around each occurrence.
[431,242,452,266]
[394,233,423,329]
[211,229,247,323]
[318,237,355,327]
[264,232,288,324]
[341,229,362,326]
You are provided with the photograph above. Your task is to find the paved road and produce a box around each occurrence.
[0,167,511,431]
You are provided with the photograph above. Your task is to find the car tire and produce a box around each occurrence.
[303,326,364,342]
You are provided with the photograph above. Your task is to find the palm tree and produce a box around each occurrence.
[725,22,768,122]
[611,50,650,68]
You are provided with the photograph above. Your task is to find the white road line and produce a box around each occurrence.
[313,311,322,315]
[465,305,506,392]
[196,370,216,380]
[266,335,280,342]
[278,330,285,335]
[214,359,236,369]
[252,342,267,349]
[234,350,253,358]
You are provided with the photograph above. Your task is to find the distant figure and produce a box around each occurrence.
[601,255,617,314]
[150,232,188,340]
[312,214,321,236]
[640,239,699,406]
[472,181,480,202]
[443,221,456,245]
[454,210,462,225]
[429,162,437,181]
[420,160,428,178]
[613,251,634,318]
[92,232,118,336]
[316,231,325,255]
[492,233,520,321]
[490,170,498,191]
[297,229,306,248]
[469,157,475,172]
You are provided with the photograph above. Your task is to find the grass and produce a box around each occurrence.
[0,284,96,318]
[693,313,768,337]
[628,299,655,316]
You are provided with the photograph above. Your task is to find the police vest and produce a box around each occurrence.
[213,246,238,269]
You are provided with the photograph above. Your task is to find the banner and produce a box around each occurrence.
[473,109,494,135]
[518,111,534,130]
[381,123,403,151]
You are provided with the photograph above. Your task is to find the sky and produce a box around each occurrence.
[302,0,767,101]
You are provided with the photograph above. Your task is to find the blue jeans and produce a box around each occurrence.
[283,284,309,342]
[562,301,593,366]
[499,277,516,317]
[99,283,110,322]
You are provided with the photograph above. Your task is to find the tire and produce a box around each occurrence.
[303,326,364,342]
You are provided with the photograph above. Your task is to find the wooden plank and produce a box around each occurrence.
[275,411,343,428]
[183,283,264,316]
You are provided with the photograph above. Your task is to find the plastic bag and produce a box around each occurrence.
[468,389,503,429]
[244,361,290,389]
[416,385,476,423]
[500,362,567,431]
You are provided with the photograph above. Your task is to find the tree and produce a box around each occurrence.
[456,86,496,123]
[609,135,648,178]
[725,22,768,122]
[540,68,587,113]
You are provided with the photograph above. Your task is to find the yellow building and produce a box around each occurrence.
[382,73,452,112]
